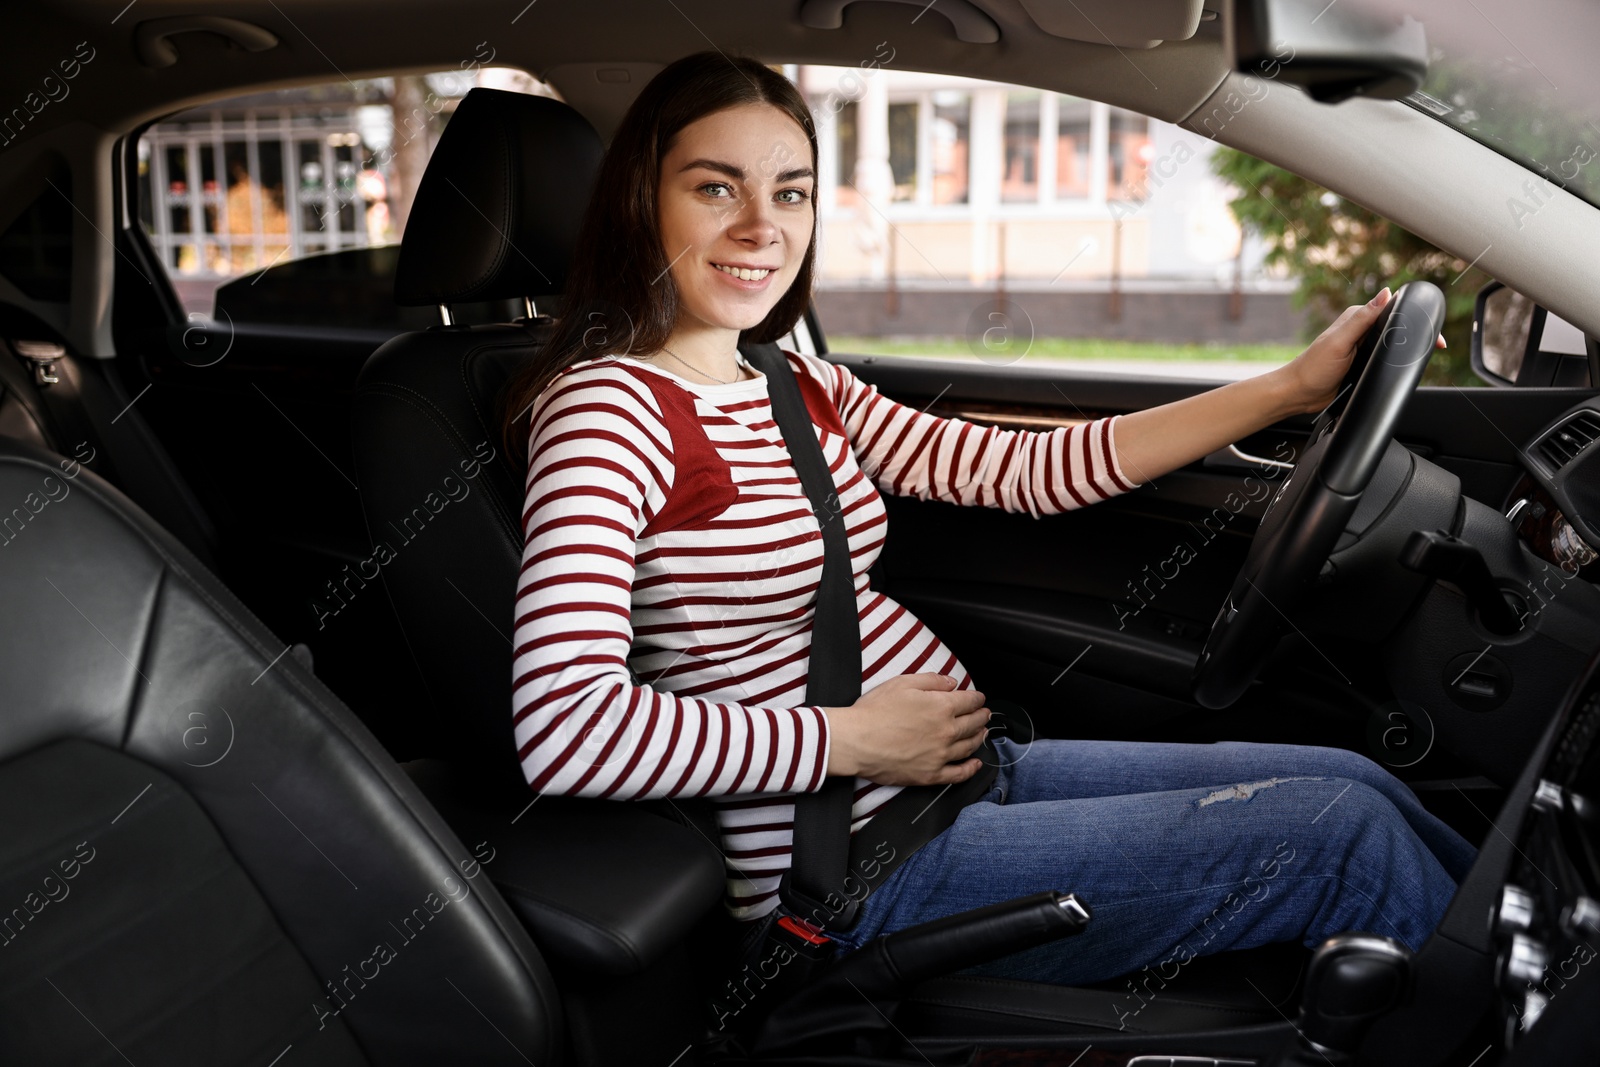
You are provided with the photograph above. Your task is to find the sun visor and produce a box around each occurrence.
[1014,0,1205,49]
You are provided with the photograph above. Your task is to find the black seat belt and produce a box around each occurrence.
[740,340,998,934]
[700,343,1000,1048]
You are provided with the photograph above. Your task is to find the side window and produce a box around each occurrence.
[800,65,1284,381]
[134,66,560,324]
[776,310,824,357]
[797,65,1481,385]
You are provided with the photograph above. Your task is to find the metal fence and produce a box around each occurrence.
[140,106,381,280]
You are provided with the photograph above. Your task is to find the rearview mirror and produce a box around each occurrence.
[1231,0,1429,103]
[1472,281,1598,388]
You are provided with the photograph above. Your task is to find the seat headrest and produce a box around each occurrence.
[395,88,603,307]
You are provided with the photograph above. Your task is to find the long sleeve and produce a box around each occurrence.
[511,364,833,800]
[795,351,1138,516]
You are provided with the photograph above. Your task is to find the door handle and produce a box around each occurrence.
[1226,443,1295,471]
[134,16,279,68]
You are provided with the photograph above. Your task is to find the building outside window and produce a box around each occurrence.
[800,64,1251,289]
[141,96,385,280]
[806,67,1167,219]
[137,67,550,313]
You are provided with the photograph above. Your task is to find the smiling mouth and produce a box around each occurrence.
[711,263,774,281]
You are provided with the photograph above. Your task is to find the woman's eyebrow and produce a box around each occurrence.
[678,158,815,183]
[680,158,745,179]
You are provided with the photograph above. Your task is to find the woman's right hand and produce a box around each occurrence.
[822,673,991,786]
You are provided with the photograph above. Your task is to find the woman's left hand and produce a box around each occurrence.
[1276,287,1448,416]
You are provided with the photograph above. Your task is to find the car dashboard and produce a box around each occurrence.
[1505,396,1600,579]
[1482,646,1600,1059]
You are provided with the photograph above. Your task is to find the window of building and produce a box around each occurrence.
[1109,108,1153,201]
[835,99,859,208]
[1055,96,1093,200]
[930,91,970,205]
[1002,92,1041,203]
[888,101,919,202]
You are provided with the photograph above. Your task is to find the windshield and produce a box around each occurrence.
[1393,0,1600,211]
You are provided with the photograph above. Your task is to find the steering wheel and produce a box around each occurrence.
[1190,281,1447,709]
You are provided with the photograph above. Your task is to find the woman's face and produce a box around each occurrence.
[657,103,815,339]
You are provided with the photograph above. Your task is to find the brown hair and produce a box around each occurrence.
[498,52,819,459]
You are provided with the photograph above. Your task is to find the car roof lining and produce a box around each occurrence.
[12,0,1237,136]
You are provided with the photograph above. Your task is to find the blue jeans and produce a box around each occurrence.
[827,736,1479,987]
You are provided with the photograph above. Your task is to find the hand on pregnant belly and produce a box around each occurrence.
[820,673,992,787]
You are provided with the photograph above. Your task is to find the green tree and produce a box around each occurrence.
[1210,147,1485,385]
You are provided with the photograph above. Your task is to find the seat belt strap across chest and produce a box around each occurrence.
[739,341,996,936]
[740,341,861,930]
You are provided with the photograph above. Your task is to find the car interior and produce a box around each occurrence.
[2,1,1599,1065]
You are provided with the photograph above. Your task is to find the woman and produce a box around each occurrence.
[502,52,1476,987]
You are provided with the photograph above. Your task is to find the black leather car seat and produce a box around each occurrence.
[0,307,220,572]
[349,85,1311,1054]
[0,435,561,1066]
[352,88,600,786]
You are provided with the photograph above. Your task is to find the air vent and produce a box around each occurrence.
[1538,410,1600,470]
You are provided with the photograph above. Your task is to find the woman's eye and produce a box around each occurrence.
[700,182,732,198]
[776,188,812,204]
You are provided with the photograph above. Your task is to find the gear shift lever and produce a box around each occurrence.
[1272,933,1413,1066]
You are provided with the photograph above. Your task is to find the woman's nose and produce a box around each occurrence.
[725,195,780,243]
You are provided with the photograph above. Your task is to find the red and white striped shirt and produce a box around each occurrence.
[512,348,1135,921]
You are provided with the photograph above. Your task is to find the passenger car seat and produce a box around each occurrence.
[0,435,561,1065]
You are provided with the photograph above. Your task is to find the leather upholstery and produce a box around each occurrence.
[402,759,724,977]
[0,739,371,1064]
[0,436,562,1065]
[353,318,554,783]
[0,331,221,571]
[899,937,1313,1037]
[394,88,603,307]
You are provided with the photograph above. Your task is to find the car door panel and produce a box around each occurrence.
[838,351,1595,736]
[116,248,459,761]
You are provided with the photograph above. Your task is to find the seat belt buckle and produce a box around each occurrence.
[705,906,837,1044]
[757,906,837,999]
[775,912,833,950]
[762,903,839,980]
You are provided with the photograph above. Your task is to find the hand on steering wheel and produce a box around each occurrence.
[1190,281,1448,709]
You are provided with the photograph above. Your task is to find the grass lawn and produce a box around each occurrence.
[828,336,1303,363]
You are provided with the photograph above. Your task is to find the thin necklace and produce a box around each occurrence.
[660,345,743,385]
